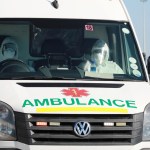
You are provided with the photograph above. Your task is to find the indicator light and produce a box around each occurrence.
[36,122,47,126]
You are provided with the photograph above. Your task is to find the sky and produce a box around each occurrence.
[124,0,150,59]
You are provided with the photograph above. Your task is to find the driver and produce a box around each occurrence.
[78,39,124,74]
[0,37,18,61]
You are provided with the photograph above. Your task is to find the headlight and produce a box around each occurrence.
[143,103,150,141]
[0,101,16,140]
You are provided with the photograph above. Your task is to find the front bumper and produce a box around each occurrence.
[0,141,150,150]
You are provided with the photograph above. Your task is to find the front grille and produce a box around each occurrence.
[15,112,143,145]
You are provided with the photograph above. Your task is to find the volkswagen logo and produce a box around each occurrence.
[74,121,91,137]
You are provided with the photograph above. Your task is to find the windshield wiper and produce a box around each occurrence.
[113,75,144,82]
[11,76,76,80]
[81,77,123,81]
[82,75,144,82]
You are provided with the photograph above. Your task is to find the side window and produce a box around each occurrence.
[121,25,144,79]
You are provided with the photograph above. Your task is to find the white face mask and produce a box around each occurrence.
[2,43,16,58]
[91,40,109,66]
[3,48,16,58]
[91,46,109,66]
[92,52,103,65]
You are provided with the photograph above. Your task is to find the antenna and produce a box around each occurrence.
[48,0,59,9]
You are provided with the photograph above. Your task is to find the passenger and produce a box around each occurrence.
[78,39,124,74]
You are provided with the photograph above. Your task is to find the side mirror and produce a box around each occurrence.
[142,52,146,62]
[147,56,150,74]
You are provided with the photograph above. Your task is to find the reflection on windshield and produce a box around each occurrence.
[0,19,145,81]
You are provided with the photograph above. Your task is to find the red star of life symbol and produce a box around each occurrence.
[61,88,89,97]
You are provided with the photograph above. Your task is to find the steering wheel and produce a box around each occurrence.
[0,59,31,73]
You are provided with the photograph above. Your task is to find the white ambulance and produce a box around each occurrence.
[0,0,150,149]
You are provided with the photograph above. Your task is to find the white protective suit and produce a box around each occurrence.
[0,37,18,61]
[79,39,124,74]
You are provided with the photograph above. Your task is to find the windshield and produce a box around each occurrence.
[0,19,145,81]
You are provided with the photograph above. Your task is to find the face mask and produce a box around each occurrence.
[3,48,16,58]
[2,43,16,58]
[91,52,103,66]
[91,49,108,66]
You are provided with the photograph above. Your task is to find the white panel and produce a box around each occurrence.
[0,0,128,21]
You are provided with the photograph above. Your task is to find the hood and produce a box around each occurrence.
[1,80,150,114]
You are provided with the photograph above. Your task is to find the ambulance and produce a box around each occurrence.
[0,0,150,149]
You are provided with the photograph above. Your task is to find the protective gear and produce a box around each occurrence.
[78,39,124,74]
[0,37,18,60]
[91,39,109,66]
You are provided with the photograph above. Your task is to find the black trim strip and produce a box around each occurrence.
[17,83,124,88]
[0,149,21,150]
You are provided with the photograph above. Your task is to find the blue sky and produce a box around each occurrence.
[124,0,150,58]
